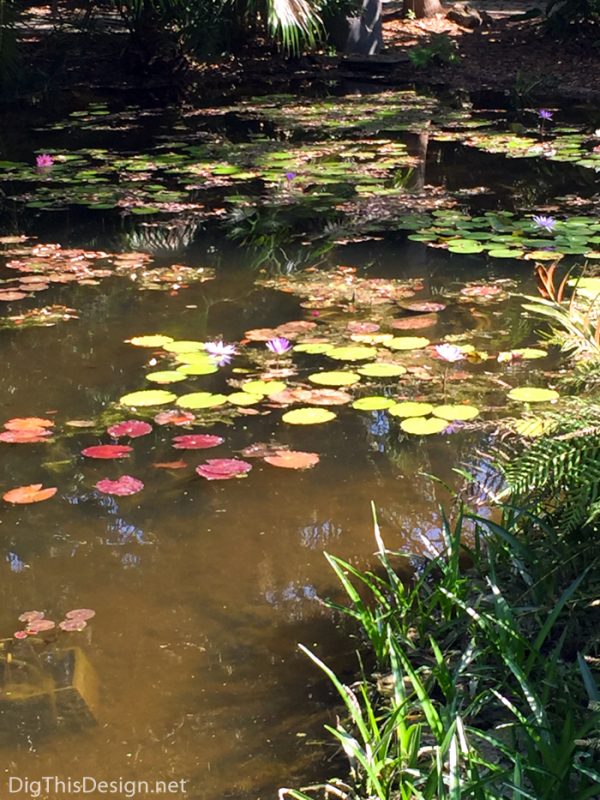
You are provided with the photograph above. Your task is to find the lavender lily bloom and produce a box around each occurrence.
[435,343,465,363]
[266,337,292,355]
[285,172,297,181]
[205,340,237,367]
[538,109,553,121]
[532,214,557,232]
[35,153,54,168]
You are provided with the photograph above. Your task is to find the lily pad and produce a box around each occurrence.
[357,363,407,378]
[327,345,377,361]
[120,389,176,407]
[172,434,223,449]
[385,337,430,351]
[177,392,228,409]
[196,458,252,480]
[81,444,133,459]
[389,401,434,418]
[294,342,334,354]
[508,387,559,403]
[281,407,337,425]
[264,450,320,469]
[162,340,205,353]
[242,380,287,396]
[146,370,188,384]
[107,420,152,438]
[352,396,396,411]
[95,476,144,495]
[228,392,261,406]
[176,362,219,376]
[308,371,360,386]
[128,334,174,348]
[432,405,480,421]
[3,484,57,504]
[400,417,448,435]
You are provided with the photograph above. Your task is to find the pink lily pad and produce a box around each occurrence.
[95,475,144,495]
[65,608,95,621]
[196,458,252,481]
[154,410,195,426]
[59,618,87,632]
[172,434,224,450]
[107,420,152,438]
[18,610,45,623]
[346,321,380,334]
[27,619,56,633]
[82,444,133,459]
[14,630,28,639]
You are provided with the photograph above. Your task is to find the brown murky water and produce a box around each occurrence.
[0,88,573,799]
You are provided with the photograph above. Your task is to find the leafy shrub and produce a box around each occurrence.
[409,34,459,68]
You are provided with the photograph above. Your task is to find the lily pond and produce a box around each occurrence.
[0,86,598,798]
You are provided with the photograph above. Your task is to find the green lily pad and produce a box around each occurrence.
[163,340,205,353]
[511,348,547,360]
[385,337,430,351]
[400,417,448,435]
[242,380,287,396]
[389,401,434,418]
[327,345,377,361]
[146,371,188,384]
[119,389,176,407]
[128,334,174,348]
[508,387,559,403]
[281,407,336,425]
[177,392,228,409]
[432,404,480,421]
[352,396,396,411]
[227,392,261,406]
[308,371,360,387]
[357,363,407,378]
[294,342,334,354]
[176,362,219,376]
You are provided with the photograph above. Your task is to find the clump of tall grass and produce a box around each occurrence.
[281,504,600,799]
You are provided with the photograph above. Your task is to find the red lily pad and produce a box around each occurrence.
[82,444,133,459]
[400,301,446,313]
[27,619,56,633]
[14,631,28,639]
[196,458,252,481]
[59,618,87,632]
[18,610,45,623]
[0,290,28,301]
[346,321,380,334]
[107,420,152,438]
[391,314,438,330]
[95,475,144,495]
[172,434,224,450]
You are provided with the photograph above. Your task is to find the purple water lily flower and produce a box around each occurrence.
[285,172,297,181]
[35,153,54,168]
[532,214,556,232]
[435,343,465,363]
[266,337,292,355]
[538,109,553,121]
[205,340,237,367]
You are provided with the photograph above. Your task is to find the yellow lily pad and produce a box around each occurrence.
[389,401,434,418]
[281,407,336,425]
[242,380,287,396]
[176,362,219,376]
[327,345,378,361]
[432,404,480,421]
[400,417,448,435]
[294,343,334,354]
[119,389,176,406]
[385,336,430,351]
[508,387,559,403]
[352,397,396,411]
[146,371,188,384]
[128,334,174,348]
[227,392,261,406]
[309,371,360,387]
[162,340,205,353]
[177,392,228,409]
[357,363,407,378]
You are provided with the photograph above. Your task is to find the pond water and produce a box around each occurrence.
[0,85,597,799]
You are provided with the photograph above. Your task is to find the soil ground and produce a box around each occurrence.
[9,1,600,104]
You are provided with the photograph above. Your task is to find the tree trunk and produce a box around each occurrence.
[345,0,383,55]
[403,0,443,18]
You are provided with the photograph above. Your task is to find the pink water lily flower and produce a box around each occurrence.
[266,337,292,355]
[435,343,465,363]
[35,154,54,168]
[205,340,237,366]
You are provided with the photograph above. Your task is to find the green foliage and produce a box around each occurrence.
[409,34,459,69]
[497,404,600,534]
[284,505,600,798]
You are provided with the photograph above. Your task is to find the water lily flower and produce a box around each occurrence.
[35,153,54,168]
[285,172,297,181]
[266,337,292,355]
[205,340,237,366]
[532,214,556,232]
[435,343,465,363]
[538,109,553,121]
